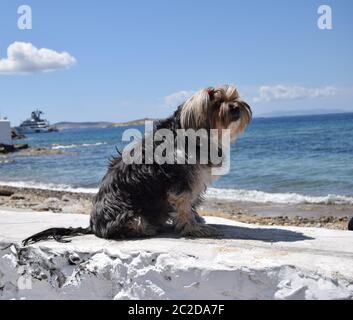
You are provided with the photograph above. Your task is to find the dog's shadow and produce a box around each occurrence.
[212,224,314,242]
[158,223,314,243]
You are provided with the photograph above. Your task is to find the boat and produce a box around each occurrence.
[16,110,58,134]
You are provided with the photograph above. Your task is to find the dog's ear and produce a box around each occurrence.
[207,87,225,111]
[207,87,216,100]
[207,87,226,104]
[180,88,211,129]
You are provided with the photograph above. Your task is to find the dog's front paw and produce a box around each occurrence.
[177,221,220,238]
[193,212,206,224]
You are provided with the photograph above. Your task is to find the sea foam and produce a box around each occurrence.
[1,181,352,205]
[0,181,98,194]
[206,188,353,205]
[51,142,107,150]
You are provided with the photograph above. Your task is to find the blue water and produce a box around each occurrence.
[1,113,353,201]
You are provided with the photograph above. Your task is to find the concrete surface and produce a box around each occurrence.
[0,209,352,300]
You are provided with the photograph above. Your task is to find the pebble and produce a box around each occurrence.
[0,189,14,197]
[10,194,27,200]
[62,195,71,202]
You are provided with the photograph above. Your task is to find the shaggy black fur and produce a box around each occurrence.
[91,108,204,239]
[22,107,219,245]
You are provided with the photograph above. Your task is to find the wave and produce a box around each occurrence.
[1,180,353,205]
[206,188,353,205]
[51,142,107,150]
[0,181,98,194]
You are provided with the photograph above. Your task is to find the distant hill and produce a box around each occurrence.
[112,118,155,127]
[54,118,155,130]
[54,122,113,130]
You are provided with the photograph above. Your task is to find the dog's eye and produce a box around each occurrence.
[229,104,240,118]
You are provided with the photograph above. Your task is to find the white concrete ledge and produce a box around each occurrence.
[0,209,353,300]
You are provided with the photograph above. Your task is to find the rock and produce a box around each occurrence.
[0,144,15,154]
[11,129,26,140]
[0,210,353,300]
[10,194,27,200]
[32,198,62,212]
[0,144,29,154]
[0,189,14,197]
[61,195,71,202]
[14,144,29,151]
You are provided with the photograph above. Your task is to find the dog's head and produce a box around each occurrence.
[180,85,252,140]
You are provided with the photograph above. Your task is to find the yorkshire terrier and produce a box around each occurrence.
[23,85,252,245]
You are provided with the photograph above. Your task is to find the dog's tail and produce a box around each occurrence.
[22,226,93,246]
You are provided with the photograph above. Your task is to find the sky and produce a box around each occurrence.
[0,0,352,125]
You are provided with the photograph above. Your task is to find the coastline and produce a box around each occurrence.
[0,185,351,230]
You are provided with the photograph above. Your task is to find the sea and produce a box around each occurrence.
[1,113,353,205]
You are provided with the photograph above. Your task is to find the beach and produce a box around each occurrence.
[0,185,351,230]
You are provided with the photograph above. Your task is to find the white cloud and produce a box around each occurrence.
[253,85,338,102]
[0,42,76,75]
[164,90,194,107]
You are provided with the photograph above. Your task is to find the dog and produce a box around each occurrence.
[23,85,252,245]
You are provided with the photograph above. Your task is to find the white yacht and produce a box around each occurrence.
[16,110,57,134]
